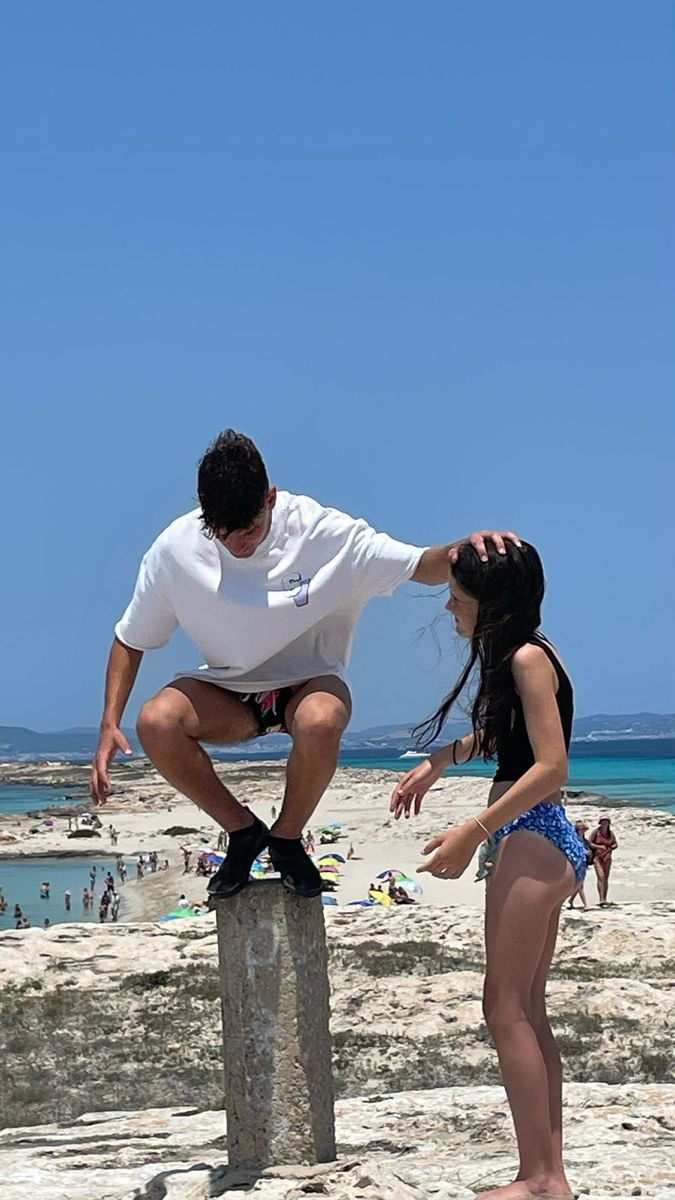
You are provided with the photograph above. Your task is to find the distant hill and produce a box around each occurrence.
[1,713,673,762]
[0,726,139,758]
[571,713,675,741]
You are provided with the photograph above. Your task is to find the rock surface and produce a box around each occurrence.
[1,903,673,1130]
[2,1084,674,1198]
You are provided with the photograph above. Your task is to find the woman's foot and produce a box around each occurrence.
[476,1179,573,1200]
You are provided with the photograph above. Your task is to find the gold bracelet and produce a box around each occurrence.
[473,816,491,839]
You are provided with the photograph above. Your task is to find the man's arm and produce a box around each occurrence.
[411,530,523,586]
[90,637,144,804]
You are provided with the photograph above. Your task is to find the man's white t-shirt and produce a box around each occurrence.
[115,491,427,693]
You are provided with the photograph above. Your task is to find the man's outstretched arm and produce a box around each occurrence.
[411,529,523,586]
[90,637,144,804]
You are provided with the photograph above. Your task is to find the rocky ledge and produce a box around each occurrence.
[2,1084,675,1199]
[1,904,673,1133]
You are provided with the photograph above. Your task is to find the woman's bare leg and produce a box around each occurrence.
[529,908,565,1172]
[594,859,607,904]
[480,831,575,1200]
[602,860,611,902]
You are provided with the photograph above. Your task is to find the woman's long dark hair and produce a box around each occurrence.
[414,540,545,758]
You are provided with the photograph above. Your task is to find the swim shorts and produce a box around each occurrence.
[239,686,299,736]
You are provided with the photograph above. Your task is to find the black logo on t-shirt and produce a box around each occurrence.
[282,573,311,607]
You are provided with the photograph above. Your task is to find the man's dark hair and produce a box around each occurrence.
[197,430,269,536]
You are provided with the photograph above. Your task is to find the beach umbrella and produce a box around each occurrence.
[376,869,409,881]
[317,854,343,865]
[204,851,224,865]
[368,889,393,907]
[321,895,338,906]
[397,878,423,896]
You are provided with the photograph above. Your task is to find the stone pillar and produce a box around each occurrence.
[215,880,336,1169]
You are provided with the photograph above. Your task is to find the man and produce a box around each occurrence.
[90,429,518,899]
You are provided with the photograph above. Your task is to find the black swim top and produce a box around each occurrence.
[493,635,574,783]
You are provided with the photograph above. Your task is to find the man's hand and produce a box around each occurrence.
[449,530,522,565]
[90,726,133,805]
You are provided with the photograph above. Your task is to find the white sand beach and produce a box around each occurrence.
[2,759,673,922]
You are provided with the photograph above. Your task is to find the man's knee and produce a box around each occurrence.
[136,692,186,746]
[292,697,349,749]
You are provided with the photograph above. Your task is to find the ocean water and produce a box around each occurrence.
[0,785,87,816]
[0,855,123,932]
[216,738,675,814]
[377,739,675,814]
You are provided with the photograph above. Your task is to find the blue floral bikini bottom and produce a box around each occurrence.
[492,802,587,881]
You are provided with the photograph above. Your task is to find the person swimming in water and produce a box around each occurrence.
[390,540,584,1200]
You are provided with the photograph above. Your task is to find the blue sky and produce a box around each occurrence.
[1,2,673,732]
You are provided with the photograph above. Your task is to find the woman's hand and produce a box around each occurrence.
[390,758,444,819]
[417,822,482,879]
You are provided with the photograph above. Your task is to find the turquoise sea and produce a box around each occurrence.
[0,784,87,816]
[0,786,122,931]
[1,738,673,928]
[217,738,675,814]
[0,855,123,931]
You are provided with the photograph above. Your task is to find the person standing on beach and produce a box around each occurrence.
[90,428,517,899]
[390,541,585,1200]
[589,815,618,906]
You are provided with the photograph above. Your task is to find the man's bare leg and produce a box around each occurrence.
[136,679,260,833]
[271,676,351,838]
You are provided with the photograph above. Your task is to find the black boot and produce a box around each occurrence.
[268,834,323,898]
[207,815,269,899]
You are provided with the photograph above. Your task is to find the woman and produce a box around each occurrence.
[390,541,585,1200]
[588,815,617,906]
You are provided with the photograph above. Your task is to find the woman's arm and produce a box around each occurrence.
[390,730,483,819]
[429,730,483,770]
